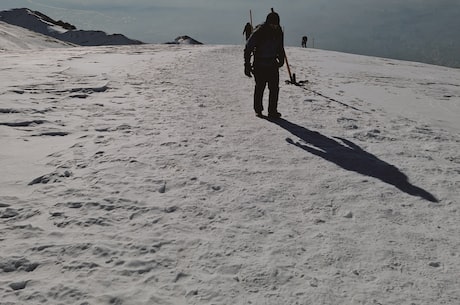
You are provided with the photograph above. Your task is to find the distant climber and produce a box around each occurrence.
[243,22,253,40]
[301,36,308,48]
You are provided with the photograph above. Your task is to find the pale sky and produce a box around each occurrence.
[1,0,459,67]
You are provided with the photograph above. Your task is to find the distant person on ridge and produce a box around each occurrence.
[244,9,285,118]
[243,22,253,40]
[302,36,308,48]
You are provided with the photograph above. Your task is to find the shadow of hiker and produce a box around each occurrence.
[271,118,438,203]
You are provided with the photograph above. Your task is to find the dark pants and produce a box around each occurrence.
[253,64,279,114]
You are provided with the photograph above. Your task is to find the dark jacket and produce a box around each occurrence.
[244,23,285,67]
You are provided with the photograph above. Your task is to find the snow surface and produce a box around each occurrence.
[0,26,459,305]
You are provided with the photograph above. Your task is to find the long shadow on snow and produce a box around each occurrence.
[270,118,438,203]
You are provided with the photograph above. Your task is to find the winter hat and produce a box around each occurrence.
[266,8,280,25]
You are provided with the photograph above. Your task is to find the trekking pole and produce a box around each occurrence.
[250,9,253,27]
[283,49,297,84]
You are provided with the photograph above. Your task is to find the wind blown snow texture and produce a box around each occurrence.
[1,40,459,304]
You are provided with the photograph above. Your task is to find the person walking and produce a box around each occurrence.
[244,9,285,118]
[301,36,308,48]
[243,22,253,40]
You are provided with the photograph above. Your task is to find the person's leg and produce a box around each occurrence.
[267,67,280,116]
[253,67,268,114]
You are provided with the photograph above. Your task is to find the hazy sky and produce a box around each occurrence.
[1,0,459,67]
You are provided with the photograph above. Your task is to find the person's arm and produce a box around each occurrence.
[244,29,258,65]
[244,30,258,77]
[277,30,285,67]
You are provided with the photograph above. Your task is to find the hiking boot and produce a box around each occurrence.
[268,112,282,118]
[255,111,263,117]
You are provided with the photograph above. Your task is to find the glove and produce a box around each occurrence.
[277,58,284,68]
[244,63,252,77]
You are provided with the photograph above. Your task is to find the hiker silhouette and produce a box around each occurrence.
[271,118,438,203]
[244,8,285,118]
[301,36,307,48]
[243,22,253,40]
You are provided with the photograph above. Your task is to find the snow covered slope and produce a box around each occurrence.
[166,35,203,45]
[0,43,459,305]
[0,8,143,46]
[0,20,74,51]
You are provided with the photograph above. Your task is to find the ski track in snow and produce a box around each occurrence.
[0,44,459,305]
